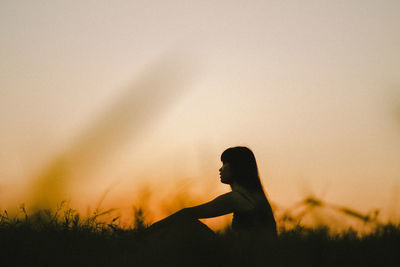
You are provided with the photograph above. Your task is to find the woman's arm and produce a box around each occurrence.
[174,192,237,219]
[149,192,237,231]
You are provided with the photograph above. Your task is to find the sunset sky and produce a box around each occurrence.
[1,0,399,228]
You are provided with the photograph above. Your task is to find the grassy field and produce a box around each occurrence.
[0,204,399,267]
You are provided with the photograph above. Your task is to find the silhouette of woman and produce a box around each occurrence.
[149,146,277,242]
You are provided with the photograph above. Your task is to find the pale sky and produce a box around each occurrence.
[1,0,399,227]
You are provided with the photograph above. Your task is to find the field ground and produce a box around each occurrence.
[0,206,399,266]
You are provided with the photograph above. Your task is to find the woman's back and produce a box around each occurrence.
[231,188,277,239]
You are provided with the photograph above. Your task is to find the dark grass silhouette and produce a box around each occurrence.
[0,204,399,267]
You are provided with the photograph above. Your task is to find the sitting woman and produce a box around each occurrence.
[149,146,277,242]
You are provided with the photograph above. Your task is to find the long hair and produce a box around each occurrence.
[221,146,277,237]
[220,146,264,193]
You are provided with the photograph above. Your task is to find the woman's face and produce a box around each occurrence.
[219,162,234,184]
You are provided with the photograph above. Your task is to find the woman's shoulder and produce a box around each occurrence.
[215,191,244,204]
[230,189,256,211]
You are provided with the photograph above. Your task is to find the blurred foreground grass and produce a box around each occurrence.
[0,203,399,267]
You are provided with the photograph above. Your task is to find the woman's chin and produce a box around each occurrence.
[220,179,229,185]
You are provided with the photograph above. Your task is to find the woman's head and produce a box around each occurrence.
[219,146,264,192]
